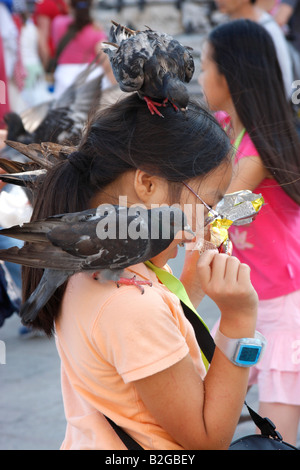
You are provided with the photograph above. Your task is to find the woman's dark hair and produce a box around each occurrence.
[68,0,93,33]
[56,0,93,53]
[208,19,300,204]
[23,94,231,336]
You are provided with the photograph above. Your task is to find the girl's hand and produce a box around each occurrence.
[197,250,258,331]
[180,247,207,308]
[180,228,216,308]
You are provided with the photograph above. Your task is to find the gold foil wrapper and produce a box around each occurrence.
[195,190,264,255]
[214,190,264,226]
[210,218,232,246]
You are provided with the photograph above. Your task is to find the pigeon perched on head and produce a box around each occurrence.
[0,204,194,325]
[103,21,195,117]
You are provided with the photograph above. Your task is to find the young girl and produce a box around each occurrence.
[199,19,300,445]
[22,94,259,450]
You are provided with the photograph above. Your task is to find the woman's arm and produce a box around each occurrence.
[0,130,7,191]
[0,129,7,150]
[134,251,257,450]
[228,155,270,193]
[36,15,51,69]
[274,2,294,27]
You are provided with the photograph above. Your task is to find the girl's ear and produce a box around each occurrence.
[133,169,169,206]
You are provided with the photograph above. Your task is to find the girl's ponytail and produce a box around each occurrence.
[69,0,92,33]
[22,151,94,336]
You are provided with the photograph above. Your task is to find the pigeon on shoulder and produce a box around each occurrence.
[0,204,194,325]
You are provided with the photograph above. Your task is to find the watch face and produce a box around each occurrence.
[236,345,262,366]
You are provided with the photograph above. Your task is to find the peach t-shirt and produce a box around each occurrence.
[55,263,206,450]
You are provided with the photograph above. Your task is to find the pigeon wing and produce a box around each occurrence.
[0,244,85,270]
[21,268,72,324]
[46,206,151,267]
[0,158,38,173]
[163,39,194,83]
[0,208,98,244]
[5,141,55,169]
[182,47,195,83]
[0,170,46,189]
[105,32,156,93]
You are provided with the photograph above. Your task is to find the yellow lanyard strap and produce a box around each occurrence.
[145,261,214,370]
[234,128,246,152]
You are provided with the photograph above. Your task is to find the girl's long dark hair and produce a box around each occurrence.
[23,94,231,336]
[208,19,300,204]
[65,0,93,37]
[55,0,93,60]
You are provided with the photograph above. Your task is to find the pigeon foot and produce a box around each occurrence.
[92,272,152,294]
[116,275,152,294]
[143,96,167,117]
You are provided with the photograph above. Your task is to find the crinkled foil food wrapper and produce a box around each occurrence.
[195,190,264,255]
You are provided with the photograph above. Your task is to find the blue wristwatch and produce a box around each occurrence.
[214,329,266,367]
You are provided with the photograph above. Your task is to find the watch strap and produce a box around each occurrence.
[214,328,266,366]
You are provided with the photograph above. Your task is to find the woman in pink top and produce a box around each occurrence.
[21,95,259,450]
[199,19,300,444]
[51,0,115,97]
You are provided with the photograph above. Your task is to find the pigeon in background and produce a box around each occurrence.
[0,141,76,203]
[0,205,194,325]
[103,21,195,117]
[0,141,74,171]
[4,74,102,146]
[4,112,32,144]
[0,59,104,165]
[0,157,39,174]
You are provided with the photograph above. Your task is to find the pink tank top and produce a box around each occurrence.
[52,15,107,65]
[218,113,300,300]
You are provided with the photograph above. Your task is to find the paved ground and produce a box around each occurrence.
[0,250,299,450]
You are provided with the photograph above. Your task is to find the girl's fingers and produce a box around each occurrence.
[197,250,218,286]
[197,251,257,319]
[198,252,232,292]
[223,255,241,282]
[197,251,253,294]
[236,262,251,284]
[210,253,232,284]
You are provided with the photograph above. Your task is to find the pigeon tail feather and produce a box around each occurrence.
[21,269,71,325]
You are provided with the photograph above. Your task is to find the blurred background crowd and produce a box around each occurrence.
[0,0,299,125]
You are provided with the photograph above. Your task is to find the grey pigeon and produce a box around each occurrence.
[0,141,76,174]
[0,141,76,203]
[0,205,194,324]
[1,60,104,158]
[0,169,46,193]
[103,21,195,117]
[0,157,39,174]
